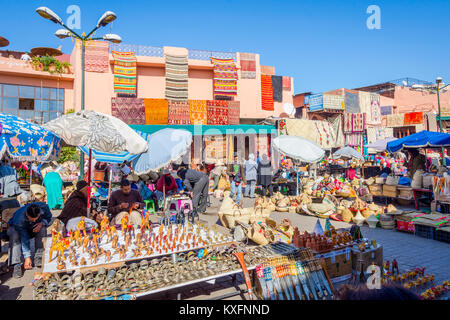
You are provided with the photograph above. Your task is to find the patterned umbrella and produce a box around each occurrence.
[0,113,61,161]
[43,110,148,154]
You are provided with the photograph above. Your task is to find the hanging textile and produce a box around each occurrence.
[343,113,353,133]
[284,119,336,150]
[380,106,392,116]
[369,93,382,125]
[282,76,291,91]
[239,52,256,79]
[189,100,207,125]
[165,54,189,101]
[260,65,275,76]
[345,133,364,147]
[344,89,360,113]
[271,76,283,102]
[204,135,226,164]
[144,99,169,125]
[168,100,190,125]
[404,112,423,125]
[358,91,371,116]
[261,75,274,111]
[352,113,366,133]
[206,100,229,125]
[84,40,110,73]
[386,114,405,127]
[329,115,345,148]
[111,97,145,124]
[228,101,240,125]
[210,57,238,98]
[255,135,269,157]
[112,51,137,95]
[226,135,234,163]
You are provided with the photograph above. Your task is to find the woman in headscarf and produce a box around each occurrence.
[257,154,273,197]
[244,154,258,198]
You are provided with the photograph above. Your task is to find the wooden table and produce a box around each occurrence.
[412,188,434,211]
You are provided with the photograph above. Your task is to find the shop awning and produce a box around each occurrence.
[129,124,277,136]
[386,130,450,152]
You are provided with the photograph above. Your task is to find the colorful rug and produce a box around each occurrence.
[343,113,353,133]
[168,100,190,125]
[380,106,392,115]
[386,114,405,127]
[239,53,256,79]
[255,135,269,157]
[165,54,188,101]
[189,100,207,125]
[260,65,275,76]
[282,76,291,90]
[144,99,169,125]
[404,112,423,125]
[345,132,364,147]
[112,51,137,95]
[344,89,360,113]
[272,76,283,102]
[211,57,238,98]
[206,100,229,125]
[84,40,110,73]
[358,91,371,115]
[261,75,274,111]
[111,97,145,124]
[352,113,366,133]
[228,101,240,125]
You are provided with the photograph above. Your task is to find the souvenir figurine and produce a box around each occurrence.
[134,233,142,247]
[141,215,151,234]
[82,236,90,253]
[74,229,81,248]
[48,240,66,263]
[100,215,109,236]
[128,224,135,239]
[121,215,129,236]
[125,233,131,250]
[91,233,99,253]
[80,257,87,266]
[90,251,98,265]
[105,250,111,263]
[145,247,153,256]
[132,248,142,258]
[112,235,119,249]
[77,216,87,237]
[119,246,127,260]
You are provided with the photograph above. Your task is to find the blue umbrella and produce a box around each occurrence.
[133,128,192,175]
[78,131,150,164]
[0,113,61,161]
[386,130,450,153]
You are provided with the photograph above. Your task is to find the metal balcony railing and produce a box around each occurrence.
[110,43,164,57]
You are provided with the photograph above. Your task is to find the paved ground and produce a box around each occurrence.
[0,195,449,300]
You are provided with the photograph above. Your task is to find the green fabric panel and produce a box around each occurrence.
[130,124,277,136]
[43,172,64,210]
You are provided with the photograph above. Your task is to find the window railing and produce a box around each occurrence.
[188,49,236,61]
[110,43,164,57]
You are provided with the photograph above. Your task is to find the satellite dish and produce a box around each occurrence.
[283,103,295,116]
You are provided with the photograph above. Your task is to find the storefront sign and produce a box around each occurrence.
[308,94,323,112]
[323,94,345,110]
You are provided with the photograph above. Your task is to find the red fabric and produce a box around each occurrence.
[111,97,145,124]
[404,112,423,125]
[240,60,256,72]
[261,75,274,111]
[84,40,110,73]
[156,175,177,193]
[282,76,291,90]
[168,100,190,125]
[345,168,356,180]
[207,100,229,125]
[228,101,240,125]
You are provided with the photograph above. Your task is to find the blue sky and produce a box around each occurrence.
[1,0,449,93]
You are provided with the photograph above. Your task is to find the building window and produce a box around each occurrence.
[0,83,64,124]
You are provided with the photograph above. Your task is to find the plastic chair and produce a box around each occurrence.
[144,199,156,215]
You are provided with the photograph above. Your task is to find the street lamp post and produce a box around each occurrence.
[36,7,121,180]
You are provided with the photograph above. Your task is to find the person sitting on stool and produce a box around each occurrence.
[108,179,144,226]
[8,202,51,278]
[178,165,209,213]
